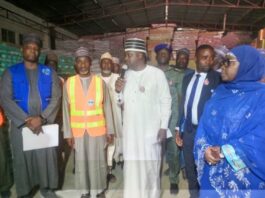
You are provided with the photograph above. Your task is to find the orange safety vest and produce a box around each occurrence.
[0,108,4,127]
[66,75,106,137]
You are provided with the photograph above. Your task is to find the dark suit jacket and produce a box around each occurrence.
[178,69,221,130]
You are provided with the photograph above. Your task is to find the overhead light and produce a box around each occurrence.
[177,28,183,31]
[112,19,119,26]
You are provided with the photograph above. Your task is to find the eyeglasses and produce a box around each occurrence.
[221,57,238,68]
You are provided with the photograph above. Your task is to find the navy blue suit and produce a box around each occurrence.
[178,69,221,198]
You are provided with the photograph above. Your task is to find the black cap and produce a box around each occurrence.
[22,33,42,48]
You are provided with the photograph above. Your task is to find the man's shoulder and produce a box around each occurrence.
[147,65,166,75]
[164,66,178,74]
[207,70,221,80]
[184,70,194,80]
[9,62,23,71]
[65,74,78,82]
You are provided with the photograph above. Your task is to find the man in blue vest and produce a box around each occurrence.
[0,33,61,198]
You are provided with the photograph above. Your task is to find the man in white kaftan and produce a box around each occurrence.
[99,52,123,183]
[115,38,172,198]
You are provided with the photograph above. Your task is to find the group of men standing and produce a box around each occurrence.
[0,32,221,198]
[154,43,220,198]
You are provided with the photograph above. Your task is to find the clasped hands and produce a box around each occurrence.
[25,116,45,135]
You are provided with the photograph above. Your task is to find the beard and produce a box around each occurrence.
[102,69,111,75]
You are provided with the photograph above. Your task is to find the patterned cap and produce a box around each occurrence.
[124,38,147,54]
[100,52,113,61]
[75,47,90,58]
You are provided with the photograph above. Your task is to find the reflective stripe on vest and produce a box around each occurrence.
[0,109,4,127]
[67,75,106,137]
[71,120,105,128]
[69,77,103,116]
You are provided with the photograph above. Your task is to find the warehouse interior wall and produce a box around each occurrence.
[0,0,77,49]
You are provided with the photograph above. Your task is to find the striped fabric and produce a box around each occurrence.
[75,46,90,58]
[124,38,147,54]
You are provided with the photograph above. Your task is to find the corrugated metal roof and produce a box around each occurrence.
[5,0,265,36]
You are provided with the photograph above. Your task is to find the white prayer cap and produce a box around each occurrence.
[112,57,120,64]
[124,38,147,54]
[100,52,113,61]
[75,47,90,58]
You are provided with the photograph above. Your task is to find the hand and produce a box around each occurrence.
[66,138,75,148]
[26,116,42,134]
[204,146,221,165]
[106,134,114,145]
[115,77,126,93]
[157,129,167,143]
[175,130,183,147]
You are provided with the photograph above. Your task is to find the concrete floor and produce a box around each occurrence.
[11,151,190,198]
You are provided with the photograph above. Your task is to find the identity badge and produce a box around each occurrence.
[88,99,94,106]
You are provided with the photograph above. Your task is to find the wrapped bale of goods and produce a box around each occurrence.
[172,29,199,60]
[149,26,175,40]
[93,40,110,60]
[0,43,22,75]
[147,39,172,66]
[198,31,223,48]
[125,27,149,40]
[91,59,101,74]
[147,25,175,65]
[221,31,254,49]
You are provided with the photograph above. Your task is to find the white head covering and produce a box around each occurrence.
[100,52,113,61]
[112,57,120,64]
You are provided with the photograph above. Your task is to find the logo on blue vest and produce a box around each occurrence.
[88,99,94,106]
[42,68,51,75]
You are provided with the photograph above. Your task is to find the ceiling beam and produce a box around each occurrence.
[143,0,150,25]
[220,0,235,6]
[118,0,136,26]
[169,18,256,31]
[54,1,265,26]
[198,0,212,22]
[234,8,253,23]
[253,13,265,24]
[93,20,107,31]
[241,0,259,7]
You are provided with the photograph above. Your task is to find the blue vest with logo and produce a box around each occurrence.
[9,62,52,114]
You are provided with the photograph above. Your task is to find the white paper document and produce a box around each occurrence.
[167,128,173,138]
[22,124,59,151]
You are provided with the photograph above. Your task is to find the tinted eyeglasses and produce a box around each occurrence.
[221,53,238,68]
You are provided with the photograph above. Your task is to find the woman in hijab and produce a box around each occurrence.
[194,45,265,198]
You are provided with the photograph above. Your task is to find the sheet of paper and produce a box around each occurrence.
[167,128,173,138]
[22,124,59,151]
